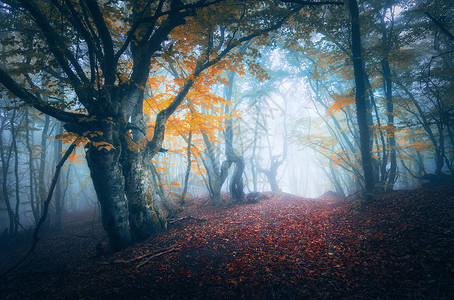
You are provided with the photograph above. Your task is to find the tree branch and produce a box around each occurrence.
[425,12,454,42]
[58,0,100,83]
[114,0,160,62]
[0,66,86,124]
[145,6,299,158]
[84,0,116,84]
[17,0,92,109]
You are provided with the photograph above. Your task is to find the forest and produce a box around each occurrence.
[0,0,453,298]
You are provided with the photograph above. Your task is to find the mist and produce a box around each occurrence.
[0,0,453,298]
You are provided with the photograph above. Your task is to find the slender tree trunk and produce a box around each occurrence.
[54,123,63,230]
[395,79,444,176]
[330,163,345,197]
[229,150,245,202]
[180,131,192,205]
[382,58,397,189]
[364,75,379,184]
[251,103,260,192]
[0,118,14,235]
[11,112,21,234]
[371,92,387,186]
[348,0,375,198]
[149,161,172,213]
[25,109,37,223]
[38,114,50,222]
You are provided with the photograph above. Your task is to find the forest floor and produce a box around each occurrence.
[1,184,453,299]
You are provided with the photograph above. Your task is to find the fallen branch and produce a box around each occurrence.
[167,216,206,224]
[112,244,178,264]
[136,247,179,269]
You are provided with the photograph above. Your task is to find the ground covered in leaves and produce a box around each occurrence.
[1,185,453,299]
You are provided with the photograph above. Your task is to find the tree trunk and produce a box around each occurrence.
[0,117,14,235]
[122,152,166,242]
[38,114,50,222]
[329,164,345,197]
[85,122,132,251]
[348,0,375,198]
[25,109,37,225]
[382,58,397,190]
[85,119,168,251]
[229,152,245,203]
[11,111,21,234]
[251,104,260,192]
[259,156,282,192]
[224,71,245,203]
[54,123,63,230]
[180,131,193,206]
[202,132,230,206]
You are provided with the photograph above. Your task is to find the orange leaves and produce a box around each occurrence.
[399,138,434,153]
[246,59,270,82]
[370,125,399,135]
[91,141,115,151]
[55,131,82,145]
[326,92,355,116]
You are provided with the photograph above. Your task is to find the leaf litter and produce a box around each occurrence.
[1,185,453,299]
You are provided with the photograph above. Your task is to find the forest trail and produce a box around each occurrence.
[1,185,453,299]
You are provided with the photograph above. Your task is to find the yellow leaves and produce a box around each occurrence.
[168,181,181,187]
[55,132,80,144]
[56,130,113,152]
[326,92,355,116]
[246,59,270,82]
[92,141,115,151]
[399,138,434,153]
[154,165,168,173]
[370,125,399,135]
[56,129,117,152]
[194,165,206,176]
[67,150,86,164]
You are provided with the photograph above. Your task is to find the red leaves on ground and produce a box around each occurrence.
[1,186,453,299]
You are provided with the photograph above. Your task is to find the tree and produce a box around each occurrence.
[347,0,375,198]
[0,0,308,251]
